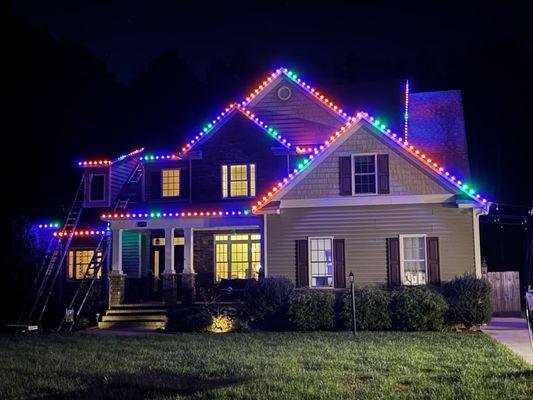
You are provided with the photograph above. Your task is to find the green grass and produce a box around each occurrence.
[0,331,531,399]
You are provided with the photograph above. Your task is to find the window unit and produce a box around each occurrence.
[89,174,106,201]
[308,237,334,288]
[399,234,427,285]
[351,154,377,195]
[67,249,102,280]
[221,164,256,198]
[214,233,261,281]
[161,168,180,197]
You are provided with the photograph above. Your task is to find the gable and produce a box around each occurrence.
[282,123,455,200]
[248,75,345,145]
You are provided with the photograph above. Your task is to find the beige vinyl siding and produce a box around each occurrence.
[283,124,453,200]
[266,203,475,286]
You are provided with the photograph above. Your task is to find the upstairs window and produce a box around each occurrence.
[352,154,377,195]
[89,174,105,201]
[222,164,256,198]
[400,234,427,285]
[161,169,180,197]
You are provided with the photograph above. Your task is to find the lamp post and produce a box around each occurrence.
[349,271,356,335]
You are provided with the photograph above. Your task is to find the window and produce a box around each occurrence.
[214,233,261,281]
[161,169,180,197]
[68,249,102,280]
[352,154,377,194]
[400,235,427,285]
[89,175,105,201]
[221,164,256,198]
[309,237,334,288]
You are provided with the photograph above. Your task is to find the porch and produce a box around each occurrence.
[107,214,265,307]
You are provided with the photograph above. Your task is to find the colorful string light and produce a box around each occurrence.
[54,229,109,237]
[38,222,61,229]
[140,154,180,161]
[101,210,251,220]
[78,148,144,167]
[404,80,409,142]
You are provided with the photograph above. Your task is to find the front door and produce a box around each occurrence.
[150,239,165,301]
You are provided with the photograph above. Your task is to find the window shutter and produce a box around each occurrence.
[377,154,390,194]
[296,240,309,287]
[387,238,400,286]
[339,156,352,195]
[426,237,440,285]
[333,239,346,288]
[180,168,189,198]
[150,170,162,200]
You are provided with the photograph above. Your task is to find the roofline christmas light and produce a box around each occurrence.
[37,222,61,229]
[78,148,144,167]
[54,229,109,237]
[140,154,180,161]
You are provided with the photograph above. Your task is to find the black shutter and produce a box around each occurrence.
[377,154,390,194]
[150,170,162,200]
[387,238,400,286]
[426,237,441,285]
[296,240,309,287]
[333,239,346,288]
[339,156,352,195]
[180,167,189,199]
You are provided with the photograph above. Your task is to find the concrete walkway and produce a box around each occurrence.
[483,317,533,365]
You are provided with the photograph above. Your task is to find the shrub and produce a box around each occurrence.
[390,286,448,331]
[244,277,294,329]
[442,274,492,328]
[166,307,212,332]
[339,287,392,331]
[288,289,335,331]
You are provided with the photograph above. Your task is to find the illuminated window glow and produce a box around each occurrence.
[161,169,180,197]
[309,237,334,288]
[222,164,256,198]
[68,249,102,280]
[400,234,427,285]
[214,233,261,281]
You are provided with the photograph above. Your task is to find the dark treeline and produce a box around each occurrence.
[1,4,531,275]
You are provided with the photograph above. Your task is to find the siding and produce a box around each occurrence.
[122,231,140,277]
[250,76,344,145]
[284,124,452,199]
[266,204,475,285]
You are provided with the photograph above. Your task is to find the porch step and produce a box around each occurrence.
[97,320,166,329]
[98,305,169,330]
[101,314,168,322]
[105,308,168,315]
[110,303,169,310]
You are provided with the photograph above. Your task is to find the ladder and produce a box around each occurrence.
[57,233,110,332]
[18,176,86,327]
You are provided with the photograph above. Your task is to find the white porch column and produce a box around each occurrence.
[164,227,175,274]
[183,227,194,273]
[110,228,123,275]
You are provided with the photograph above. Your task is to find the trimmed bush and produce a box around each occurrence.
[288,289,335,330]
[390,286,448,331]
[442,274,492,328]
[244,277,294,329]
[339,287,392,331]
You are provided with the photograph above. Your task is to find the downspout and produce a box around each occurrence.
[473,205,490,277]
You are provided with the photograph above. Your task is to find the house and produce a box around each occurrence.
[32,67,490,321]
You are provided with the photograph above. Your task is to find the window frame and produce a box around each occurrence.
[221,163,256,199]
[307,236,335,289]
[161,168,181,198]
[399,234,428,286]
[213,233,261,282]
[351,153,378,196]
[89,173,106,202]
[67,248,102,281]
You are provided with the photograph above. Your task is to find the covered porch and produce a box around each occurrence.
[106,213,265,307]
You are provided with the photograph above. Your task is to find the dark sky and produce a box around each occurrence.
[11,1,529,84]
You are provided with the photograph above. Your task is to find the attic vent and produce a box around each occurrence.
[277,86,292,101]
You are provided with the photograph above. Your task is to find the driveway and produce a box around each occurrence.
[483,317,533,364]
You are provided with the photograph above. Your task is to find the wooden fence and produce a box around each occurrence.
[483,271,521,315]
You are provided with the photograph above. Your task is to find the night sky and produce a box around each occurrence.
[3,1,532,274]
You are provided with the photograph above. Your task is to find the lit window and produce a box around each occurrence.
[309,237,334,288]
[161,169,180,197]
[352,154,377,194]
[214,233,261,281]
[221,164,256,198]
[400,235,427,285]
[68,249,102,280]
[90,175,105,201]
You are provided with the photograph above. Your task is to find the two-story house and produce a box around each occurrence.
[32,67,490,325]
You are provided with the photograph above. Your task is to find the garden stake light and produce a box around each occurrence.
[349,271,357,335]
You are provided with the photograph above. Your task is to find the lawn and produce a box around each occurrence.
[0,331,531,399]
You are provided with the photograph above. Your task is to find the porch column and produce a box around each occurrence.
[109,228,125,307]
[162,227,178,305]
[181,227,196,304]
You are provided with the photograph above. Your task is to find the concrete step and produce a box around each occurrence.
[101,314,168,322]
[106,309,168,316]
[98,320,166,330]
[110,303,168,310]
